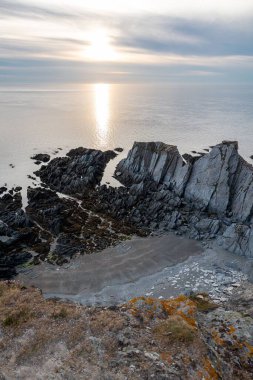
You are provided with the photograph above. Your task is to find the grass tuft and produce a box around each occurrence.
[52,307,68,319]
[189,293,218,312]
[3,307,32,327]
[153,315,196,344]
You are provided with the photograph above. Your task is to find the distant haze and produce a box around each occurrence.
[1,0,253,86]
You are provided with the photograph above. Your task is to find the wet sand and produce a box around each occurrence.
[18,233,202,304]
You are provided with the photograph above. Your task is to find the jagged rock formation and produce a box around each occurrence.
[115,141,253,257]
[116,141,245,218]
[116,142,191,196]
[1,141,253,279]
[36,147,117,196]
[0,192,33,278]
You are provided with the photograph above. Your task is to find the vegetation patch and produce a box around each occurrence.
[52,307,68,319]
[3,307,33,327]
[153,315,196,344]
[189,293,218,312]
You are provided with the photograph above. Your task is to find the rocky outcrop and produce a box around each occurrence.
[35,147,117,196]
[31,153,50,163]
[0,192,33,279]
[217,224,253,258]
[115,142,191,196]
[184,141,239,215]
[116,141,247,217]
[114,140,253,257]
[2,141,253,278]
[31,141,253,260]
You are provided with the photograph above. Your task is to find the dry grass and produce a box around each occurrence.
[153,315,196,345]
[0,282,251,380]
[51,307,68,319]
[2,306,33,327]
[16,328,53,363]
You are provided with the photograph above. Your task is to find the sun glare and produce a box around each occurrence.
[86,29,117,61]
[94,83,110,146]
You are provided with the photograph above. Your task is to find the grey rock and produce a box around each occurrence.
[184,141,239,214]
[218,223,253,258]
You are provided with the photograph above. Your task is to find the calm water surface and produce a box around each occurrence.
[0,83,253,201]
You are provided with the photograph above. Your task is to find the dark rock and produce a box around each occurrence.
[35,147,117,196]
[3,139,253,277]
[31,153,50,163]
[114,147,124,153]
[27,175,36,180]
[14,186,22,192]
[0,187,7,195]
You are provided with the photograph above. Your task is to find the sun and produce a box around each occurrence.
[86,29,117,61]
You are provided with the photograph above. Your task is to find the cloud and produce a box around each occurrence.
[0,0,79,20]
[1,0,253,84]
[114,15,253,57]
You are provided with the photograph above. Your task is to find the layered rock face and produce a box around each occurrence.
[116,141,243,217]
[116,142,191,196]
[115,141,253,257]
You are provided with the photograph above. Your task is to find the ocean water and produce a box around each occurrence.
[0,83,253,202]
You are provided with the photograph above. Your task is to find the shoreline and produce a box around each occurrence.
[17,233,251,306]
[2,139,253,282]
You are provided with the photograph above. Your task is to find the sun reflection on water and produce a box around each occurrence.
[94,83,110,147]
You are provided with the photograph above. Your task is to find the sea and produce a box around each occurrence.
[0,83,253,204]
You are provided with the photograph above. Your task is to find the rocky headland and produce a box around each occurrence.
[1,140,253,279]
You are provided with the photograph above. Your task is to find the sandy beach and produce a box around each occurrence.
[18,233,252,306]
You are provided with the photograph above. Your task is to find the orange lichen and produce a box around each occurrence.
[128,295,198,328]
[244,342,253,357]
[212,330,224,346]
[161,296,197,327]
[203,358,219,380]
[228,325,236,335]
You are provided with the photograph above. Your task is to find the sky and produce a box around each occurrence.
[1,0,253,86]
